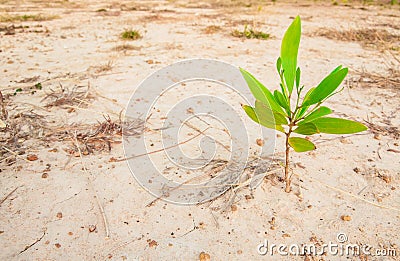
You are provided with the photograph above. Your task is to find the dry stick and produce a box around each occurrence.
[64,103,138,122]
[183,121,231,152]
[1,78,53,92]
[91,87,126,109]
[72,96,136,123]
[178,217,198,238]
[0,155,19,164]
[218,169,280,213]
[105,238,138,259]
[1,146,31,163]
[113,127,210,162]
[0,90,7,119]
[192,113,230,135]
[1,70,125,92]
[297,172,400,213]
[64,105,120,118]
[73,89,90,109]
[145,155,219,207]
[389,50,400,64]
[18,229,46,255]
[146,163,227,207]
[15,101,52,112]
[72,132,110,238]
[0,186,21,206]
[67,90,140,123]
[177,173,285,191]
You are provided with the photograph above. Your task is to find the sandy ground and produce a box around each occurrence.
[1,0,400,260]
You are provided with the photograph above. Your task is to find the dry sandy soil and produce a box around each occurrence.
[1,0,400,260]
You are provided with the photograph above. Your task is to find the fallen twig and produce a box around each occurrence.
[0,90,7,120]
[183,121,230,152]
[297,172,400,213]
[73,132,110,238]
[18,229,46,255]
[113,127,210,162]
[1,146,31,163]
[0,186,21,206]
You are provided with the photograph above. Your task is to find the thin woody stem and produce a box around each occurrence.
[284,89,299,193]
[284,126,293,193]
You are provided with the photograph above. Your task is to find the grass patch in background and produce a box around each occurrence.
[203,25,222,34]
[312,27,400,51]
[0,14,58,22]
[232,25,270,40]
[93,60,114,73]
[121,30,142,40]
[112,44,141,52]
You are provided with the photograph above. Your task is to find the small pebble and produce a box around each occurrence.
[268,217,275,225]
[148,239,158,248]
[381,175,392,183]
[341,215,351,221]
[245,195,253,200]
[88,225,96,232]
[374,134,382,140]
[27,154,38,161]
[199,252,210,261]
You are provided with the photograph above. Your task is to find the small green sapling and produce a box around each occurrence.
[240,16,367,193]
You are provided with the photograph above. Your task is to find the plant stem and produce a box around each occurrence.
[284,127,292,193]
[293,102,322,124]
[284,91,299,193]
[284,132,291,192]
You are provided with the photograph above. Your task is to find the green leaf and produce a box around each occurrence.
[242,104,285,133]
[331,65,343,74]
[312,117,367,134]
[295,86,316,119]
[293,122,319,135]
[295,67,301,89]
[288,137,316,152]
[303,87,316,101]
[302,67,348,106]
[301,106,332,123]
[279,83,287,99]
[255,100,288,125]
[280,16,301,94]
[276,57,282,74]
[295,107,308,121]
[240,68,285,114]
[274,90,290,114]
[242,104,258,122]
